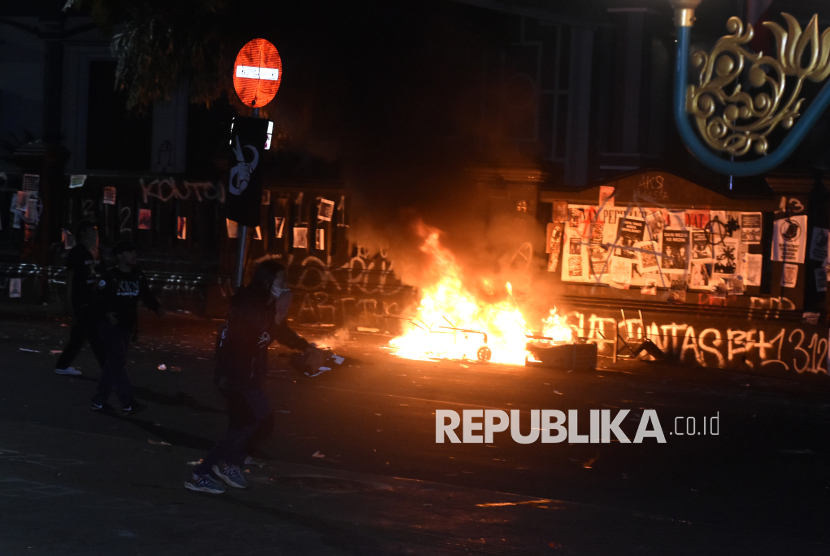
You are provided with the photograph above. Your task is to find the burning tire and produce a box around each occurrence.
[476,346,492,362]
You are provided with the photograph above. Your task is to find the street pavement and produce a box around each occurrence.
[1,303,829,555]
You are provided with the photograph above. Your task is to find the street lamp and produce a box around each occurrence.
[668,0,830,176]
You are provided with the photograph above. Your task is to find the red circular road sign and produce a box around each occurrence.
[233,38,282,108]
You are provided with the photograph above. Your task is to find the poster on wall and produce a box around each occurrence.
[62,229,75,250]
[615,217,645,259]
[608,257,632,289]
[69,175,86,189]
[599,186,615,207]
[634,240,659,273]
[645,210,666,240]
[547,222,563,272]
[740,213,762,244]
[274,216,285,238]
[318,198,335,222]
[809,227,829,262]
[641,274,658,295]
[713,238,738,276]
[771,215,807,263]
[176,217,186,240]
[103,187,116,205]
[293,226,308,249]
[742,253,762,286]
[781,263,798,288]
[316,228,325,250]
[253,226,262,240]
[138,209,151,229]
[22,174,39,193]
[661,230,689,271]
[689,261,711,291]
[815,267,827,293]
[691,230,712,262]
[9,278,21,298]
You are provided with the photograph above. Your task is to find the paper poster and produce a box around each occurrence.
[809,227,829,262]
[274,217,285,238]
[691,230,712,262]
[645,210,666,240]
[293,227,308,249]
[635,240,659,273]
[69,175,87,189]
[662,230,689,271]
[254,226,262,240]
[740,213,762,244]
[14,191,27,211]
[608,257,632,289]
[667,210,686,230]
[781,263,798,288]
[547,222,563,272]
[25,197,39,223]
[615,217,644,259]
[742,253,762,286]
[22,174,39,193]
[686,210,710,230]
[816,267,828,292]
[669,277,687,304]
[641,274,658,295]
[567,246,584,278]
[689,261,711,291]
[772,215,807,263]
[226,218,238,239]
[138,209,151,229]
[318,198,335,222]
[103,187,116,205]
[9,278,21,298]
[713,239,738,276]
[553,201,568,222]
[599,186,615,208]
[568,208,581,228]
[177,217,186,240]
[316,228,325,250]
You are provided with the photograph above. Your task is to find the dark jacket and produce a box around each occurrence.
[95,266,161,332]
[215,287,309,390]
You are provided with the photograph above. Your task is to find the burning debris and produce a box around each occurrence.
[388,222,573,365]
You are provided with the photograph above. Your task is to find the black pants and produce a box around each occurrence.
[55,310,106,370]
[194,388,273,475]
[92,321,134,406]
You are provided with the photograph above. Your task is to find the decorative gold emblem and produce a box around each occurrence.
[688,14,830,156]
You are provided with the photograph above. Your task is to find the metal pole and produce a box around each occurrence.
[234,107,261,288]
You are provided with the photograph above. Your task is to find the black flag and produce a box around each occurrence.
[226,117,270,227]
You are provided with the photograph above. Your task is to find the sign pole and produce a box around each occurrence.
[234,107,261,288]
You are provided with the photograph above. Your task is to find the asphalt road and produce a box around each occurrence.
[1,307,829,555]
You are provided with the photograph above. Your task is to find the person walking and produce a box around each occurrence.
[185,261,313,494]
[55,220,106,376]
[90,241,164,415]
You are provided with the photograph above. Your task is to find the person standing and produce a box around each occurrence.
[91,241,164,415]
[55,220,106,376]
[185,261,313,494]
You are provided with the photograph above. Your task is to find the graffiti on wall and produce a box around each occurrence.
[567,309,828,374]
[139,178,225,204]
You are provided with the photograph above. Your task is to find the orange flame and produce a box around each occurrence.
[389,222,571,365]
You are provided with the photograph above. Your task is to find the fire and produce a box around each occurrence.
[389,222,572,365]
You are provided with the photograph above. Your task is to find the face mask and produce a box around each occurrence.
[271,283,290,298]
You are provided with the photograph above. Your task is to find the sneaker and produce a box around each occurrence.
[212,463,249,489]
[55,367,81,376]
[184,473,226,494]
[121,400,147,416]
[90,400,115,412]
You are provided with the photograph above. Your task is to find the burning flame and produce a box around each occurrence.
[389,222,572,365]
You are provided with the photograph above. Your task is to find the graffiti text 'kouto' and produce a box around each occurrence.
[140,178,225,204]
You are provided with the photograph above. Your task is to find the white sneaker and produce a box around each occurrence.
[55,367,81,376]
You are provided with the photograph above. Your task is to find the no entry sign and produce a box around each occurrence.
[233,38,282,107]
